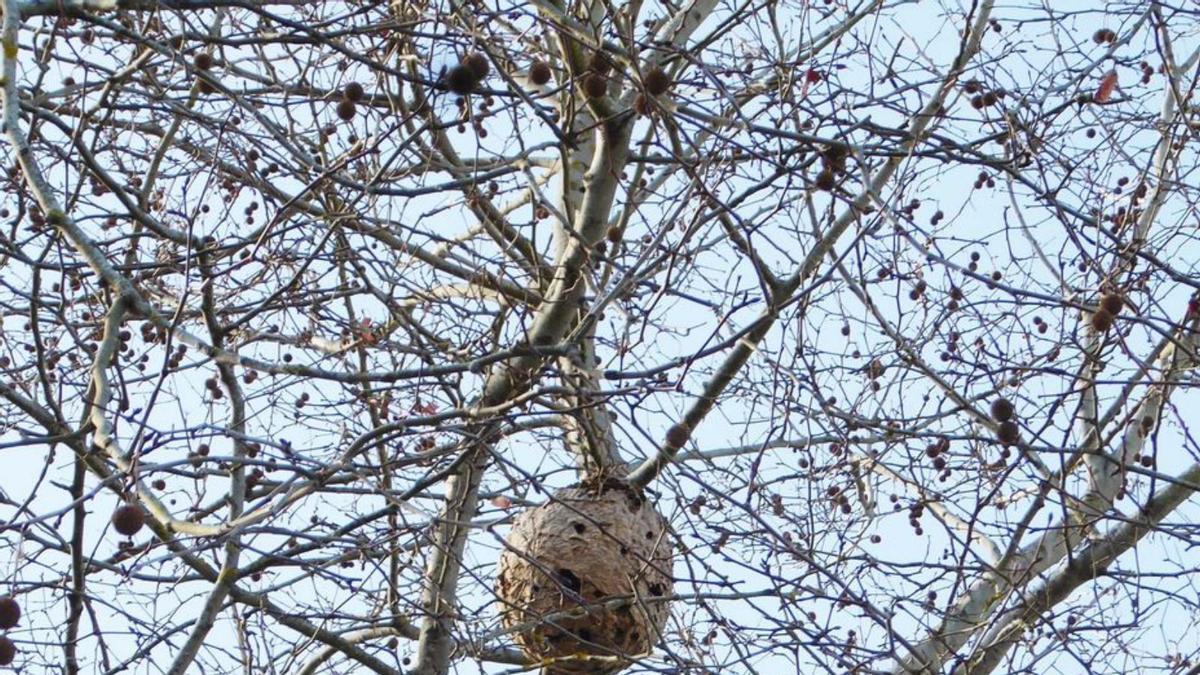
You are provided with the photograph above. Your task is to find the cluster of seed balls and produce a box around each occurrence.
[189,45,675,122]
[193,51,217,94]
[0,504,139,666]
[963,79,1007,110]
[813,144,848,191]
[446,52,493,95]
[579,50,673,112]
[443,49,672,117]
[984,294,1126,448]
[991,397,1020,448]
[1091,292,1125,333]
[336,81,367,121]
[0,595,16,665]
[581,51,614,99]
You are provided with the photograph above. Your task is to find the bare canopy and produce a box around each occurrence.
[1,0,1199,674]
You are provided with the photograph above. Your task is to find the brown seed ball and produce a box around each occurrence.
[336,99,357,121]
[1101,293,1124,316]
[1093,28,1116,44]
[822,144,849,162]
[996,421,1020,446]
[193,52,214,71]
[588,51,612,75]
[665,423,691,449]
[605,226,622,243]
[633,93,653,116]
[0,596,19,629]
[529,60,552,85]
[582,72,608,99]
[1091,308,1114,332]
[990,398,1015,422]
[343,82,365,102]
[814,169,836,192]
[0,635,13,666]
[446,65,479,95]
[112,504,146,537]
[464,52,490,80]
[643,67,671,96]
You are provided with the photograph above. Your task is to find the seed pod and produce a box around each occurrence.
[336,99,357,121]
[814,170,836,192]
[633,93,653,116]
[643,67,671,96]
[0,596,19,629]
[583,72,608,98]
[588,50,612,75]
[990,398,1014,422]
[193,52,214,71]
[446,65,479,94]
[996,421,1020,446]
[1091,308,1114,332]
[112,504,146,536]
[529,60,552,85]
[1101,293,1124,316]
[342,82,365,102]
[464,52,490,80]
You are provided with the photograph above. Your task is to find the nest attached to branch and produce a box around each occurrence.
[496,481,674,674]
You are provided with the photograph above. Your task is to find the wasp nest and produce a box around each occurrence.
[496,482,674,674]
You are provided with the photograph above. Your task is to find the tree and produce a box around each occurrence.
[0,0,1198,672]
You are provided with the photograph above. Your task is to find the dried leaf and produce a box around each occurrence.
[1096,70,1118,103]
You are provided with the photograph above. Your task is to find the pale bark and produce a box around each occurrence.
[890,38,1197,673]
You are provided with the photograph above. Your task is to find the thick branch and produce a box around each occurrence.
[956,461,1200,675]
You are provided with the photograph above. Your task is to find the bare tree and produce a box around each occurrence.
[1,0,1199,673]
